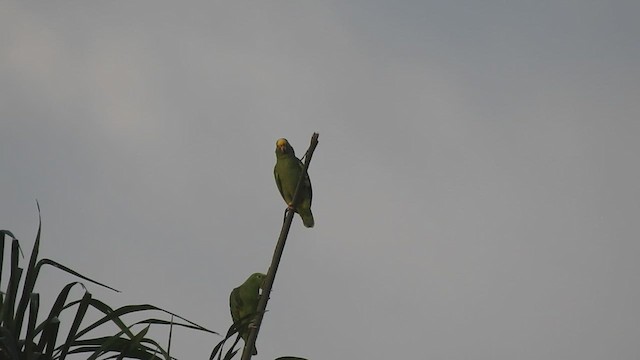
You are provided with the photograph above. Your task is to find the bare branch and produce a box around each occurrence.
[241,133,319,360]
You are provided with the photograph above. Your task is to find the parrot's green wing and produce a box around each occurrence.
[274,138,314,228]
[229,287,243,324]
[274,167,285,201]
[274,157,312,202]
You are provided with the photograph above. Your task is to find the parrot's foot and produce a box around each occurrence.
[248,321,257,329]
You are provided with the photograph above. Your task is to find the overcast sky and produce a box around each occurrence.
[1,1,639,359]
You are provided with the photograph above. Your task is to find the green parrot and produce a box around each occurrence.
[274,138,314,228]
[229,272,266,355]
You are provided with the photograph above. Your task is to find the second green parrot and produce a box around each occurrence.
[229,272,266,355]
[274,138,314,228]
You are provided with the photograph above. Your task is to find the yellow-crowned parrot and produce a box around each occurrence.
[229,272,266,355]
[274,138,314,228]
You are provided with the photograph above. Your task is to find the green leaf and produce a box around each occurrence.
[0,327,20,359]
[39,316,60,358]
[223,348,239,360]
[74,301,216,341]
[59,291,92,360]
[24,293,39,360]
[0,230,14,287]
[36,258,119,293]
[75,334,168,360]
[210,321,244,360]
[3,239,23,333]
[35,282,85,331]
[13,207,42,340]
[0,230,17,239]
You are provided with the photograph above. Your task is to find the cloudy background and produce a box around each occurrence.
[2,1,639,359]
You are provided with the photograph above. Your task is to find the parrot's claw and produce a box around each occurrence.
[248,321,257,329]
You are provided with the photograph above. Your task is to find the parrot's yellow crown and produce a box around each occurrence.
[276,138,288,147]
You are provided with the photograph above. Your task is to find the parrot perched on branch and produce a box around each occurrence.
[274,138,314,228]
[229,272,266,355]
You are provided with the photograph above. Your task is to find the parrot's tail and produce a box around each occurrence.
[299,208,314,228]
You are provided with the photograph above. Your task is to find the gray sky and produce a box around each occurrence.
[2,1,640,359]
